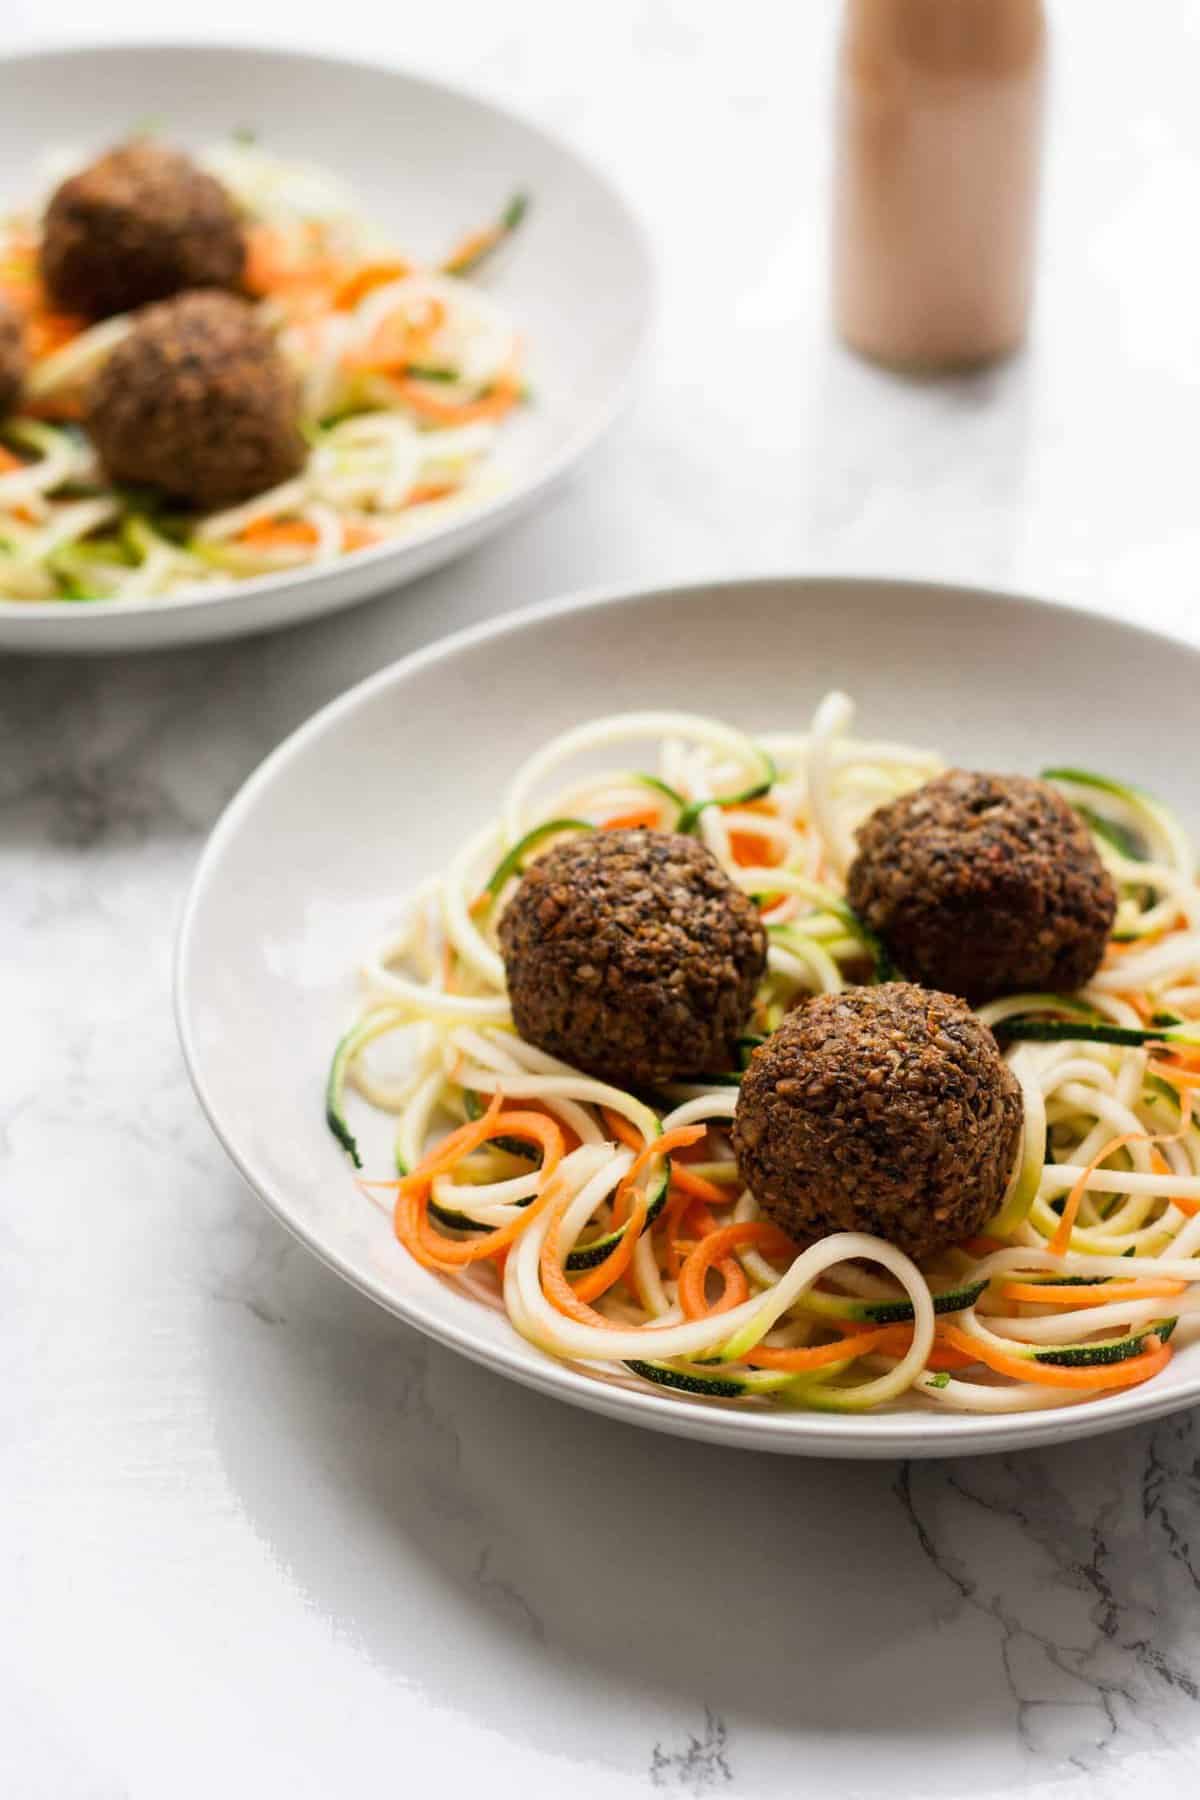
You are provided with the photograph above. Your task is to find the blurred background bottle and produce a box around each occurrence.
[833,0,1046,371]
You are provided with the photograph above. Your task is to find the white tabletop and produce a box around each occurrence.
[6,5,1200,1797]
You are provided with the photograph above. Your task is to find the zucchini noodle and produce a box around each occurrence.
[0,138,528,603]
[327,694,1200,1415]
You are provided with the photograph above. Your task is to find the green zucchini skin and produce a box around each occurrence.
[1073,804,1147,863]
[426,1194,526,1232]
[1040,766,1148,802]
[326,1096,362,1168]
[675,749,778,836]
[863,1279,988,1326]
[1030,1318,1177,1368]
[427,1170,665,1261]
[482,817,592,899]
[443,190,530,277]
[326,1008,415,1168]
[438,1090,544,1235]
[447,1102,671,1267]
[806,1278,987,1327]
[997,1019,1171,1048]
[634,773,686,815]
[326,1030,363,1167]
[670,1036,763,1090]
[1008,1273,1111,1288]
[462,1088,543,1162]
[830,900,898,983]
[565,1164,669,1270]
[625,1359,750,1398]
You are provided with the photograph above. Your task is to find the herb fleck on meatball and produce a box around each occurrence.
[40,140,245,319]
[498,828,767,1089]
[733,983,1022,1262]
[86,290,306,508]
[846,770,1117,1002]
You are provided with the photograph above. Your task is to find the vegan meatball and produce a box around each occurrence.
[498,828,767,1089]
[733,983,1022,1262]
[846,770,1117,1003]
[40,140,245,318]
[0,297,27,415]
[86,290,306,508]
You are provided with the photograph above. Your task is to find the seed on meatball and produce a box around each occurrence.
[498,828,767,1089]
[0,297,27,415]
[40,140,245,319]
[846,770,1118,1003]
[733,983,1023,1262]
[85,290,306,508]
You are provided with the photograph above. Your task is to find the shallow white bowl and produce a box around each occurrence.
[0,42,652,653]
[177,575,1200,1456]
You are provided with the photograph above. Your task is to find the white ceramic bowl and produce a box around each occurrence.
[0,42,652,653]
[177,574,1200,1456]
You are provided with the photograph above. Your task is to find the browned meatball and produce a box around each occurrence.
[86,291,306,508]
[0,297,27,415]
[733,984,1022,1261]
[846,771,1118,1003]
[498,828,767,1089]
[40,141,245,319]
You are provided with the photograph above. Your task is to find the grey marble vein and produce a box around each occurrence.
[650,1711,732,1793]
[898,1434,1200,1775]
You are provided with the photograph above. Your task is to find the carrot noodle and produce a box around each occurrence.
[601,1106,646,1152]
[679,1222,797,1320]
[1050,1132,1144,1257]
[1152,1057,1200,1086]
[939,1325,1174,1392]
[1051,1082,1197,1255]
[541,1188,650,1316]
[395,1106,565,1270]
[1105,935,1164,962]
[745,1327,898,1371]
[999,1279,1186,1307]
[667,1163,731,1206]
[388,369,522,426]
[712,1257,751,1313]
[624,1123,706,1186]
[330,694,1200,1416]
[332,261,412,310]
[960,1235,1008,1256]
[553,1127,705,1308]
[0,140,529,604]
[601,807,663,831]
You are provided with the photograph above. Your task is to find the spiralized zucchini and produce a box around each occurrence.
[329,693,1200,1414]
[0,140,527,603]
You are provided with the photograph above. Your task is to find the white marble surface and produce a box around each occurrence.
[6,4,1200,1796]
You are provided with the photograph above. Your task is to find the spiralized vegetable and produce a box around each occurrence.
[0,139,527,602]
[328,693,1200,1413]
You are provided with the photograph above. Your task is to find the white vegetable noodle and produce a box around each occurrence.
[326,694,1200,1418]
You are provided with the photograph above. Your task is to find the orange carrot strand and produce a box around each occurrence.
[999,1279,1186,1307]
[678,1221,798,1320]
[939,1325,1173,1391]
